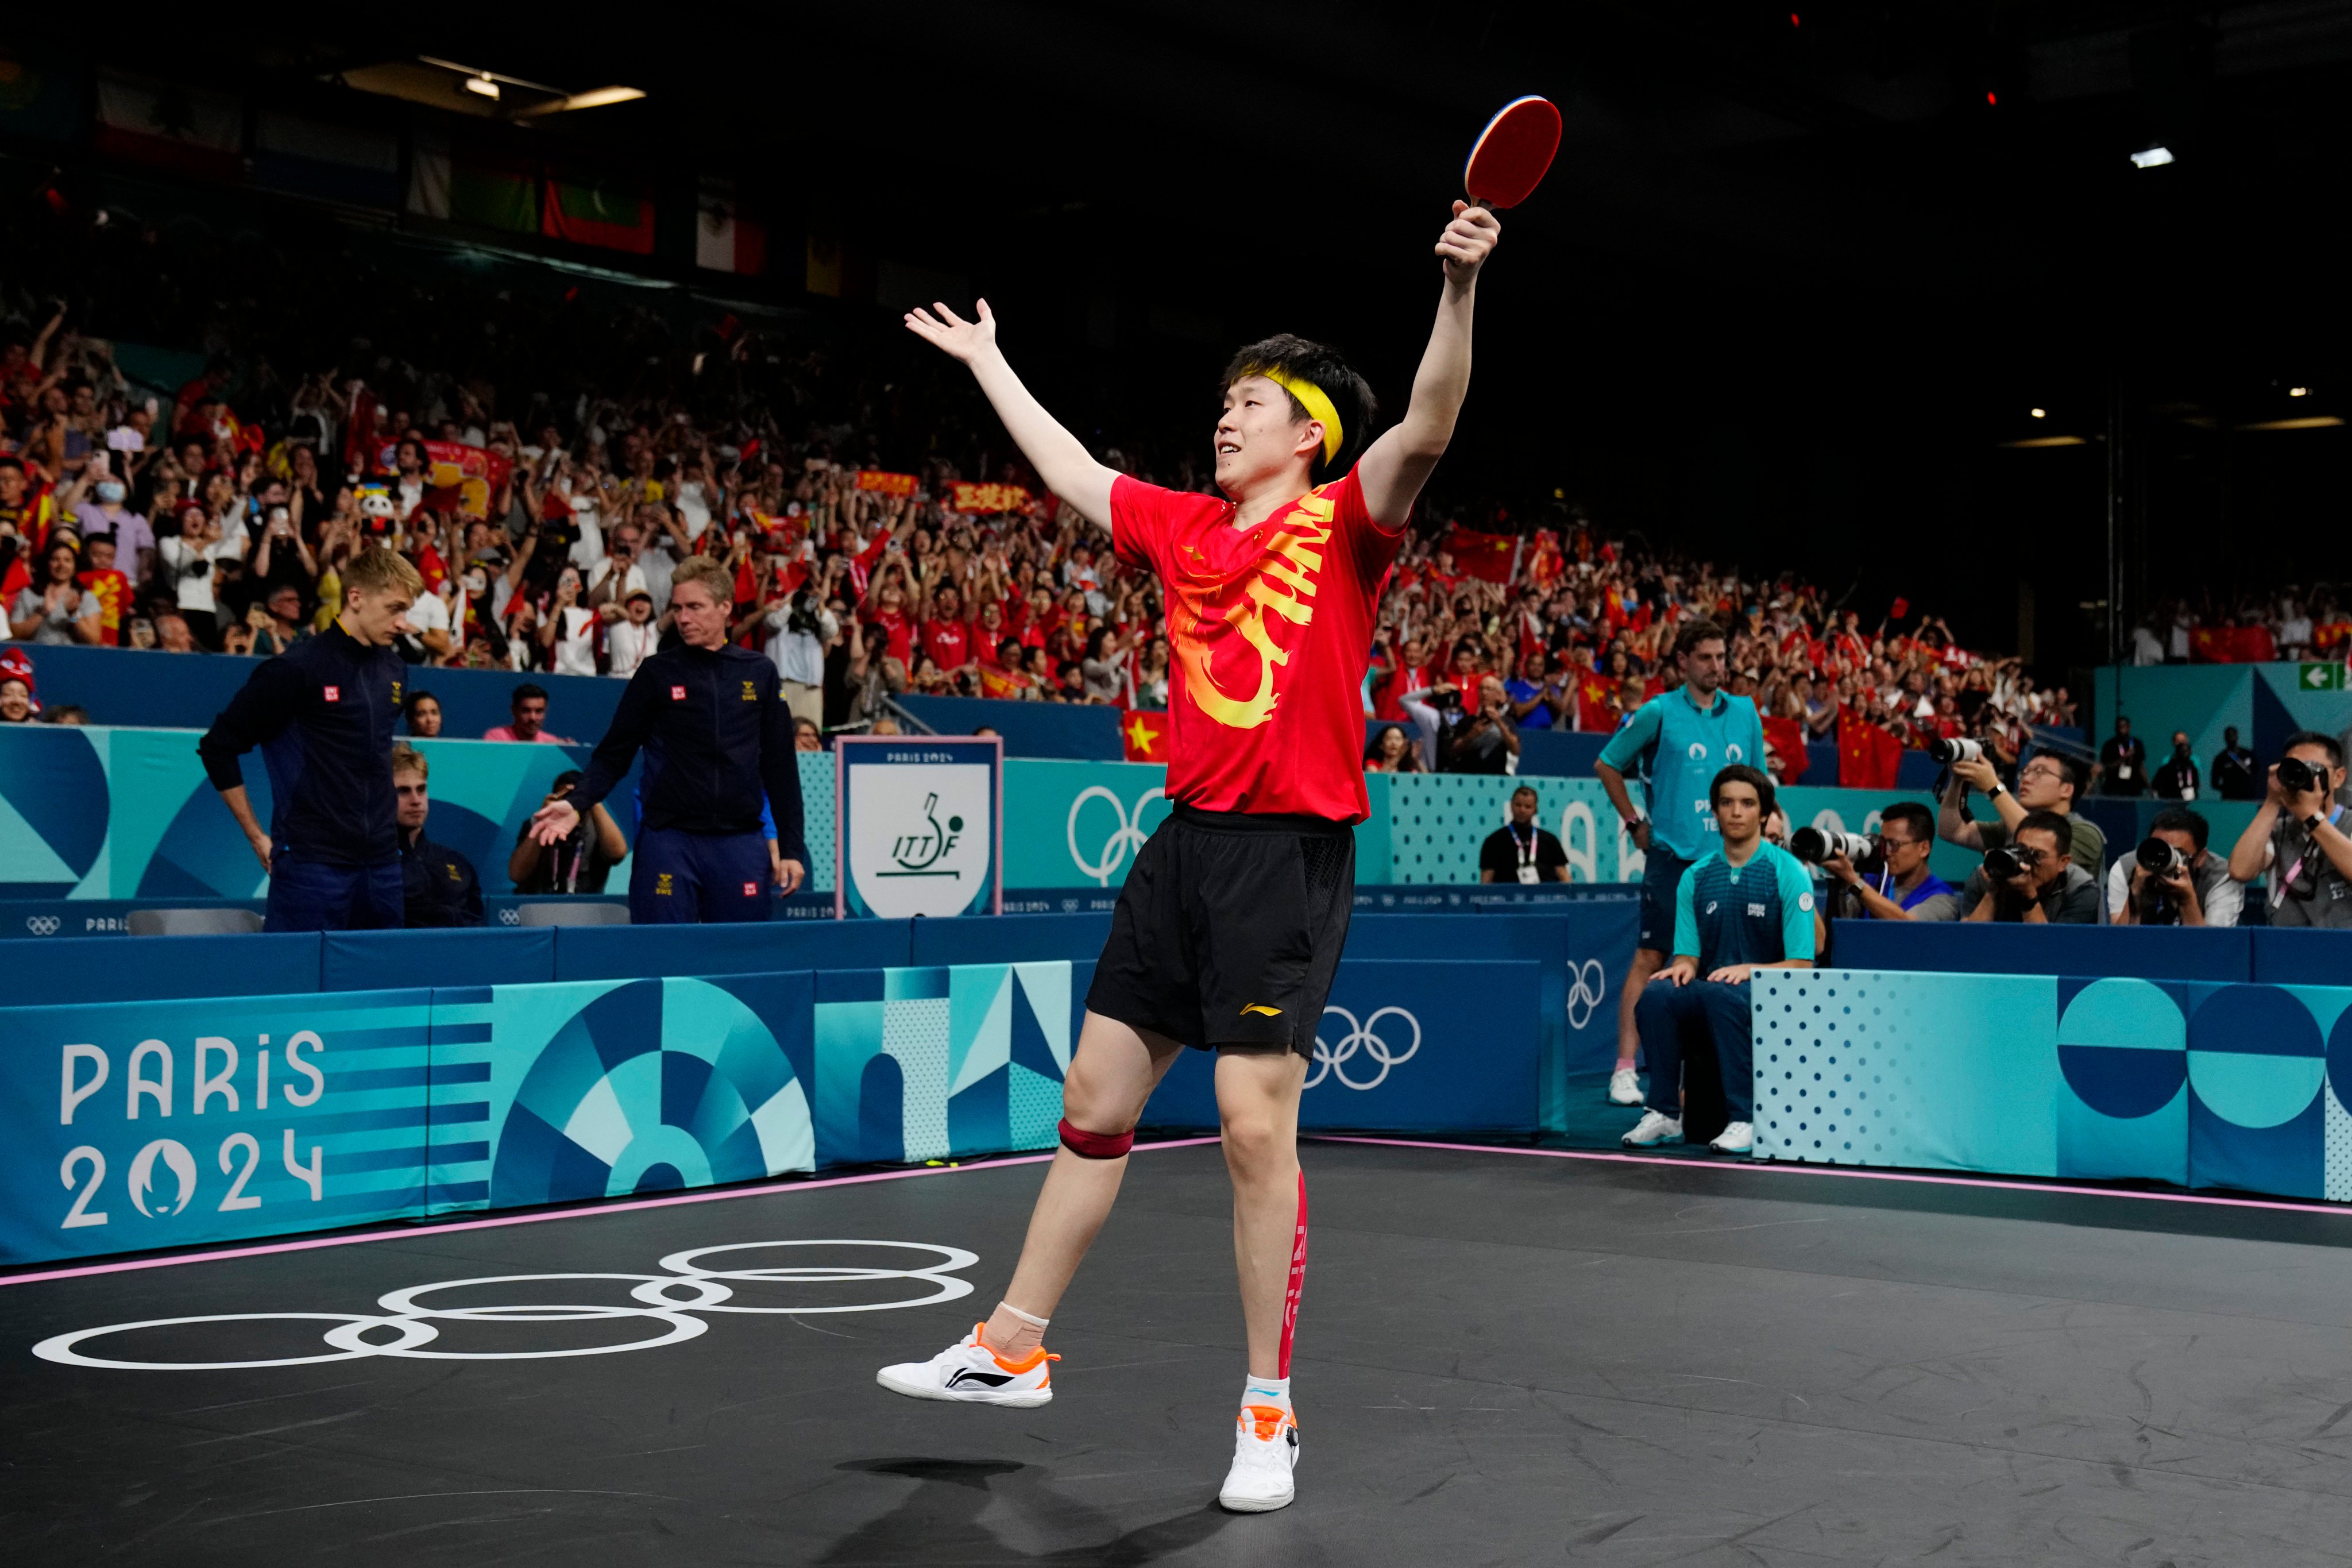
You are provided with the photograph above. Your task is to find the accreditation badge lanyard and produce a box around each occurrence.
[1511,824,1540,885]
[2274,804,2345,907]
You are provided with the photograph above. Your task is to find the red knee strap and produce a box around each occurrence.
[1058,1118,1134,1160]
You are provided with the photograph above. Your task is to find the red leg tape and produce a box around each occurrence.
[1057,1117,1134,1160]
[1279,1168,1308,1378]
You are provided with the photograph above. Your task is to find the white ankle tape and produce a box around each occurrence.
[999,1302,1051,1328]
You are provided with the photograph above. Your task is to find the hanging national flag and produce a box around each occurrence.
[1122,709,1170,763]
[95,72,240,180]
[1837,715,1904,790]
[1440,526,1519,583]
[543,167,655,254]
[253,112,400,209]
[696,179,767,275]
[1762,716,1810,784]
[407,136,538,233]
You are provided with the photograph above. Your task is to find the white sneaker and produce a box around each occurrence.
[1710,1121,1754,1154]
[1607,1067,1643,1105]
[1219,1403,1300,1512]
[1621,1109,1683,1147]
[876,1324,1056,1407]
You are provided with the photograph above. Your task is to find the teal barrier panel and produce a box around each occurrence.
[0,987,434,1264]
[424,972,817,1215]
[896,694,1123,760]
[2101,662,2352,776]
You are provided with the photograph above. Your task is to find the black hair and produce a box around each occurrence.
[552,769,585,791]
[1709,763,1776,818]
[1673,619,1728,659]
[1511,783,1539,802]
[1221,333,1377,481]
[2016,809,2073,857]
[403,690,439,719]
[2150,805,2211,853]
[2037,751,2086,802]
[1364,723,1409,763]
[2283,729,2346,771]
[1879,800,1934,842]
[512,682,549,706]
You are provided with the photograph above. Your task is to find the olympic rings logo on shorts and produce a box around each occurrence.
[1565,959,1608,1030]
[1304,1005,1421,1091]
[1067,785,1164,886]
[30,1239,977,1373]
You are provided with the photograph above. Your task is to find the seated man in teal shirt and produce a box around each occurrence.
[1624,763,1817,1156]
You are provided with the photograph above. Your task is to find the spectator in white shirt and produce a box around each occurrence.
[605,589,659,678]
[586,522,650,611]
[539,567,600,678]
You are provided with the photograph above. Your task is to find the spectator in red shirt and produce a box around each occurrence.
[921,584,975,674]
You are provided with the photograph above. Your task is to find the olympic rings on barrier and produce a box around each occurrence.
[1566,959,1608,1030]
[1305,1005,1422,1091]
[1067,785,1163,886]
[31,1239,979,1372]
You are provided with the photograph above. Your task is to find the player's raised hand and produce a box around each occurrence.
[1436,201,1500,287]
[904,299,998,364]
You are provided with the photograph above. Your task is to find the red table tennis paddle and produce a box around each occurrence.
[1463,95,1562,210]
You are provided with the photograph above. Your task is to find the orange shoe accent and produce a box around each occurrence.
[1239,1403,1296,1442]
[985,1336,1058,1375]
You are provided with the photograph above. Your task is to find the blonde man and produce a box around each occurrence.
[530,554,806,922]
[199,548,421,930]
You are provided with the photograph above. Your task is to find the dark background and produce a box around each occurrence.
[13,2,2352,679]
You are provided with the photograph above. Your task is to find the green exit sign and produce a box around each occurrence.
[2301,662,2348,690]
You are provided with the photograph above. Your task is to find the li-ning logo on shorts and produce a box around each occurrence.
[1067,785,1164,886]
[655,872,675,896]
[1304,1005,1421,1091]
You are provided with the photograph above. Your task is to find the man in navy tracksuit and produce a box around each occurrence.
[531,557,807,922]
[197,549,424,932]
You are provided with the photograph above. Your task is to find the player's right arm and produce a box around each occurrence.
[198,656,306,871]
[1594,700,1659,850]
[535,667,659,844]
[903,300,1116,530]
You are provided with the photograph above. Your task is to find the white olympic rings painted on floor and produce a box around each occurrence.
[1068,785,1163,886]
[1305,1005,1421,1091]
[1566,959,1608,1030]
[30,1239,978,1373]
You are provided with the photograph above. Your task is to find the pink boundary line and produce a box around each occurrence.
[1316,1135,2352,1219]
[0,1137,1224,1290]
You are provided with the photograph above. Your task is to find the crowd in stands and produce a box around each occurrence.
[0,202,2095,771]
[2130,593,2352,666]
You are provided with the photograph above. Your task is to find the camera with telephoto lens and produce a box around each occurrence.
[2134,836,2190,924]
[2277,755,2320,795]
[1984,845,2026,882]
[1928,736,1983,766]
[1428,688,1464,712]
[1791,826,1881,872]
[784,588,824,639]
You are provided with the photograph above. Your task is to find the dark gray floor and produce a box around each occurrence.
[10,1141,2352,1566]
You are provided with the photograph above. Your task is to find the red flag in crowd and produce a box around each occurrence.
[2189,626,2279,663]
[1762,716,1810,785]
[1122,709,1170,764]
[1441,526,1518,583]
[1837,715,1904,789]
[1888,597,1910,621]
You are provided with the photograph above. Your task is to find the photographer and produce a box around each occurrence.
[2109,806,2240,927]
[1959,809,2099,924]
[1937,745,2106,876]
[2226,730,2352,928]
[1439,674,1521,774]
[761,558,841,727]
[1814,801,1959,921]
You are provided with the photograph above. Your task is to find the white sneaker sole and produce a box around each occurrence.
[874,1368,1052,1407]
[1219,1482,1295,1513]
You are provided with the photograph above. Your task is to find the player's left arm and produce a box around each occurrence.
[1356,203,1501,529]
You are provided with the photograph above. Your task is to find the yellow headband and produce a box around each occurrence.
[1251,368,1344,466]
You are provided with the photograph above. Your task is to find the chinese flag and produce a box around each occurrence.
[1837,716,1903,789]
[1763,716,1810,784]
[1122,709,1169,763]
[1442,526,1519,583]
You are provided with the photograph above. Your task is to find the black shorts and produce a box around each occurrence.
[1085,804,1356,1056]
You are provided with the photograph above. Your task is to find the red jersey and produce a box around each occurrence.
[1111,469,1401,822]
[871,608,914,665]
[921,616,972,671]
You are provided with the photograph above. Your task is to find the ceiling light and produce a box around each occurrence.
[2237,416,2344,431]
[2289,387,2311,397]
[464,74,500,99]
[1999,435,2088,448]
[2130,145,2174,169]
[513,85,648,118]
[2030,408,2046,419]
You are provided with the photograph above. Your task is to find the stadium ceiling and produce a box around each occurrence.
[69,2,2352,302]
